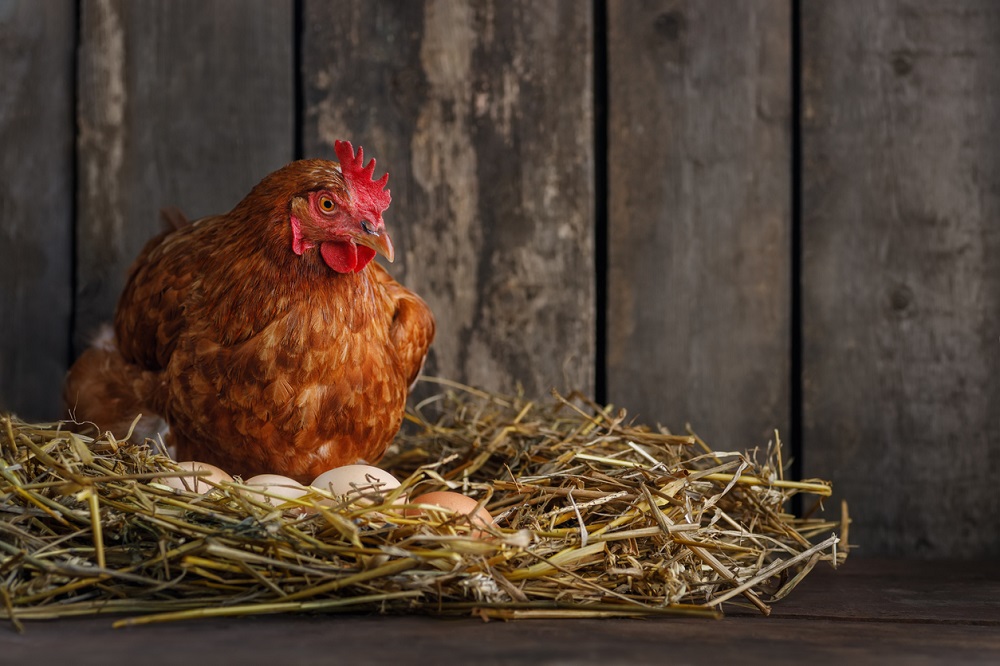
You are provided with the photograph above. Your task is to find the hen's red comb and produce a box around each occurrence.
[334,140,391,213]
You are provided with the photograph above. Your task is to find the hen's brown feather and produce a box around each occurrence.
[63,326,166,442]
[65,159,434,482]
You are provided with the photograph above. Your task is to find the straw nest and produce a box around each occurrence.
[0,378,847,630]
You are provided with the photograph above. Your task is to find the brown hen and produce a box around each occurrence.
[64,141,434,482]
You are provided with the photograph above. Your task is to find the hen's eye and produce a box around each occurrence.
[319,197,335,212]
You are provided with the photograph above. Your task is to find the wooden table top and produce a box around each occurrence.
[2,559,997,665]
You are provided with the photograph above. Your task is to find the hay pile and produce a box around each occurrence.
[0,379,846,630]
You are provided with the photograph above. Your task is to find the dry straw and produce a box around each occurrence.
[0,378,846,631]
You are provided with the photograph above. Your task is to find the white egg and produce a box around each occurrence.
[310,465,403,505]
[160,461,233,493]
[243,474,309,508]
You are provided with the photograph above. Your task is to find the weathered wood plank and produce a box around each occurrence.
[606,1,792,448]
[746,559,1000,624]
[0,1,75,420]
[2,562,1000,663]
[75,0,295,356]
[801,1,1000,558]
[4,617,1000,665]
[303,0,595,398]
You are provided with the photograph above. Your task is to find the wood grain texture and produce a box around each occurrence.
[303,0,595,398]
[2,562,1000,664]
[743,559,1000,625]
[606,1,791,447]
[4,619,1000,666]
[75,0,295,356]
[801,1,1000,558]
[0,1,75,419]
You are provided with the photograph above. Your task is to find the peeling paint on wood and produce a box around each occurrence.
[304,0,595,397]
[75,0,295,355]
[77,0,127,314]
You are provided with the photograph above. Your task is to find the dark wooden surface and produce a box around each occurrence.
[75,0,294,356]
[305,0,595,397]
[2,560,998,665]
[0,1,75,420]
[607,0,792,449]
[801,1,1000,559]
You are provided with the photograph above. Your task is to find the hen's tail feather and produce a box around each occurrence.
[159,206,191,232]
[63,325,168,442]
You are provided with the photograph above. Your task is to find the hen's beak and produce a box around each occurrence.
[354,225,395,263]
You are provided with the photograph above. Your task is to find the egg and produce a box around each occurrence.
[160,461,233,493]
[408,491,495,535]
[310,465,403,505]
[243,474,309,509]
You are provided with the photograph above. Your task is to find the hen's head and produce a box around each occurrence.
[246,140,394,274]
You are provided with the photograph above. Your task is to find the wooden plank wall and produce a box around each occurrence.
[0,1,75,420]
[303,0,595,397]
[801,0,1000,558]
[76,0,295,355]
[0,0,997,558]
[607,1,792,453]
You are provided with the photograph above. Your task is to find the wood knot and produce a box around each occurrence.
[890,51,913,77]
[887,283,914,316]
[654,11,685,42]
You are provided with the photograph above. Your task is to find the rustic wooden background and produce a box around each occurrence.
[1,0,997,559]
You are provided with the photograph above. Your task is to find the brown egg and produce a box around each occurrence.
[408,491,495,535]
[310,465,403,506]
[243,474,309,508]
[160,461,233,493]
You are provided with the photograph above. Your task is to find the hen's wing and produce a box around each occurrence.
[368,262,435,388]
[114,218,214,372]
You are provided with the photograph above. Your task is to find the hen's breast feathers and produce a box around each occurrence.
[111,217,434,477]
